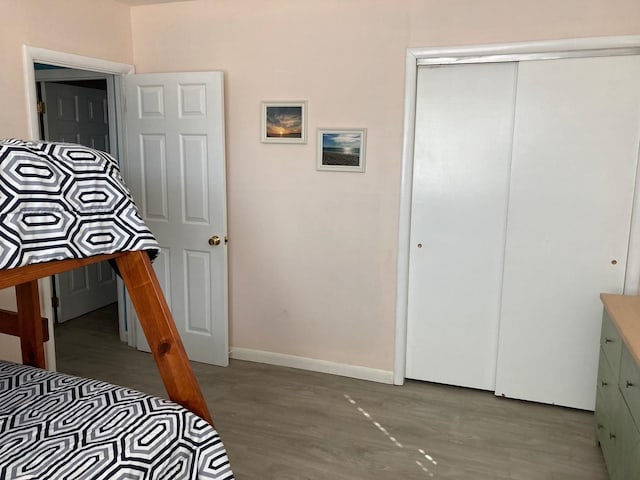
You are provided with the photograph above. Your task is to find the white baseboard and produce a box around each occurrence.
[230,348,394,384]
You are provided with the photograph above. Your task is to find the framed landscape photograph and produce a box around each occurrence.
[316,128,367,172]
[261,101,306,143]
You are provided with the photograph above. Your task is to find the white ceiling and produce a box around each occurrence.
[114,0,195,6]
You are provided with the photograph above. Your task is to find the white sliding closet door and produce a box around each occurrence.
[495,56,640,410]
[406,63,517,390]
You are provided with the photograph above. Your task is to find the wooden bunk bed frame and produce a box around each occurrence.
[0,250,213,425]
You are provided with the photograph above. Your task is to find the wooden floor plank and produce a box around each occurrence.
[55,304,607,480]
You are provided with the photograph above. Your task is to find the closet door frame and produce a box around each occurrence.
[394,35,640,386]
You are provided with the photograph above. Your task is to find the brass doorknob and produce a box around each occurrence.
[208,235,221,246]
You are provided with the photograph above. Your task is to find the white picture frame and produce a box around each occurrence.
[261,101,307,144]
[316,128,367,172]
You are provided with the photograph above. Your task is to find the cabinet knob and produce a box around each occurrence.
[610,433,616,440]
[601,380,608,387]
[626,380,635,388]
[604,338,614,344]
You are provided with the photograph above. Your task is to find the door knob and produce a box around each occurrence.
[208,235,221,246]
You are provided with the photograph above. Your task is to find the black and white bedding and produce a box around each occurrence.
[0,139,159,270]
[0,361,234,480]
[0,139,233,478]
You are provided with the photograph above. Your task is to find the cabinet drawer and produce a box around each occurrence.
[620,344,640,427]
[598,350,620,408]
[601,310,623,374]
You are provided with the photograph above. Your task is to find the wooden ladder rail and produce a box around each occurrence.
[0,251,213,425]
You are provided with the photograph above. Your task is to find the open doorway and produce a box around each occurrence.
[24,46,230,369]
[34,63,124,349]
[36,65,118,324]
[23,46,136,370]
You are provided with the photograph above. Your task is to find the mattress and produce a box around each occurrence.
[0,139,159,270]
[0,361,234,480]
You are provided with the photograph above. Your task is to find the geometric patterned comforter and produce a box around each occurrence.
[0,361,234,480]
[0,139,159,270]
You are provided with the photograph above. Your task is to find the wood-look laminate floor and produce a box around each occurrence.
[54,304,608,480]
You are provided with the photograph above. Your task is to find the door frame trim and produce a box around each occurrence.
[394,35,640,385]
[22,45,135,368]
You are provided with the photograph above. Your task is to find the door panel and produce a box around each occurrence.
[406,63,518,390]
[182,135,209,223]
[41,81,118,322]
[495,56,640,409]
[185,250,211,334]
[140,135,169,220]
[125,72,228,366]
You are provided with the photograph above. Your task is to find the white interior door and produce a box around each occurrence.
[42,82,110,149]
[124,72,228,366]
[406,63,517,390]
[41,81,118,322]
[495,55,640,410]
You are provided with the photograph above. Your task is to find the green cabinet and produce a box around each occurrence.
[596,304,640,480]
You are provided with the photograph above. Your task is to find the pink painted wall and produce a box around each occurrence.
[130,0,640,372]
[1,0,638,370]
[0,0,133,138]
[0,0,133,360]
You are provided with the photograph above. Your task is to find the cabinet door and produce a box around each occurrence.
[495,55,640,410]
[595,390,621,479]
[617,401,640,480]
[620,344,640,426]
[597,350,619,415]
[602,310,623,374]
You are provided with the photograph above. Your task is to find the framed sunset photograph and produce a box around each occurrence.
[261,101,307,143]
[316,128,367,172]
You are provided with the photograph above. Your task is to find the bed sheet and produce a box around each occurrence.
[0,361,234,480]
